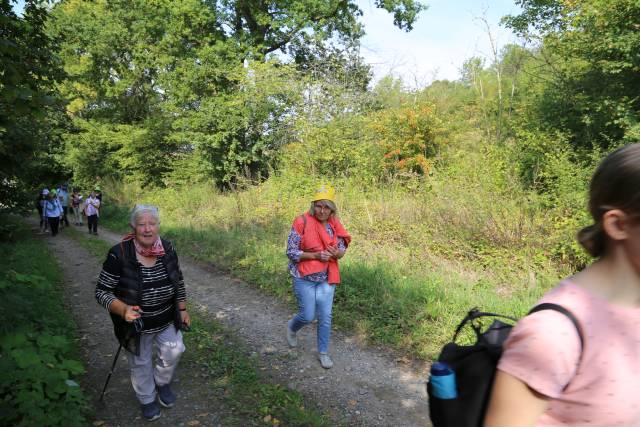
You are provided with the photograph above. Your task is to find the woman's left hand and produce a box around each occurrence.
[326,245,344,259]
[180,310,191,327]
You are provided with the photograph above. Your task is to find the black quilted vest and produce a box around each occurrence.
[108,238,183,355]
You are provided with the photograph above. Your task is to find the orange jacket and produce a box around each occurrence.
[293,212,351,284]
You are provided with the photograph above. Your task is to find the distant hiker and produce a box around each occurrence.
[84,190,101,235]
[95,204,190,422]
[58,193,66,230]
[57,184,70,227]
[71,189,83,225]
[484,143,640,427]
[36,189,48,233]
[43,189,63,237]
[285,183,351,369]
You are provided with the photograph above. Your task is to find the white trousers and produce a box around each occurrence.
[72,206,83,224]
[126,325,185,404]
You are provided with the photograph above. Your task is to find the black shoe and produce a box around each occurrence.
[141,401,161,421]
[157,384,176,408]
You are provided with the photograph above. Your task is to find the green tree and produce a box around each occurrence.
[217,0,425,59]
[51,0,227,186]
[51,0,427,187]
[504,0,640,150]
[0,0,67,209]
[169,60,304,185]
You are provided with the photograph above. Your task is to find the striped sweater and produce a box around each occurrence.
[96,256,186,334]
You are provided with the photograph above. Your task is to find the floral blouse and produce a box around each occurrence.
[286,222,347,282]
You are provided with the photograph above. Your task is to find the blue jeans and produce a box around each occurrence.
[289,277,335,354]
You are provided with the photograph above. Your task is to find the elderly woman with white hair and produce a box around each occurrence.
[95,204,190,422]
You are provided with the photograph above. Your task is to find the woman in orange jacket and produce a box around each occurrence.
[285,184,351,369]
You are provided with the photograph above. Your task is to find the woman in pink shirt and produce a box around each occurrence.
[484,144,640,427]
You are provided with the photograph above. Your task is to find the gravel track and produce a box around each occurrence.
[37,221,432,426]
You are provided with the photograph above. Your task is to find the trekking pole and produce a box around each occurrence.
[99,344,122,401]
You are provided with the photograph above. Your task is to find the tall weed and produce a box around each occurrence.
[99,130,591,358]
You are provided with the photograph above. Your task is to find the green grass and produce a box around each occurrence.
[98,203,132,234]
[97,186,563,359]
[65,224,112,259]
[91,133,587,359]
[184,308,335,426]
[0,214,90,426]
[69,221,334,426]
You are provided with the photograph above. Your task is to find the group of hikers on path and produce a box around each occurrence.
[91,183,351,421]
[41,143,640,426]
[36,184,102,236]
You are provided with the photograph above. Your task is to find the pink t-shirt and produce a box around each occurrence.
[498,280,640,426]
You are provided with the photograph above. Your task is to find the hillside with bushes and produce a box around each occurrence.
[5,0,640,359]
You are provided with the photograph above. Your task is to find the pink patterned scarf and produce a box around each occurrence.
[122,232,166,257]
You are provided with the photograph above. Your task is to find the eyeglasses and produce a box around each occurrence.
[314,203,332,212]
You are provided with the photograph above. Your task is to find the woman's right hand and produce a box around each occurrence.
[317,250,332,262]
[123,305,142,322]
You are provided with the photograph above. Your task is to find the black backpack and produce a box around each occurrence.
[427,304,583,427]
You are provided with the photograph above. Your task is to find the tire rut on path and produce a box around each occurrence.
[41,222,432,427]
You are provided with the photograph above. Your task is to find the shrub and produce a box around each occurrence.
[0,222,89,426]
[509,128,596,267]
[279,114,385,185]
[0,330,86,427]
[279,100,445,185]
[369,101,444,178]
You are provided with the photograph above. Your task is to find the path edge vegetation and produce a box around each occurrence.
[96,161,583,361]
[0,215,90,426]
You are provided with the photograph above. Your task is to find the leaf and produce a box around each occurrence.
[1,332,29,350]
[59,359,85,375]
[37,334,69,351]
[12,349,41,369]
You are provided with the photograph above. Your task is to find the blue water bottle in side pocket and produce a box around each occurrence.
[429,361,457,399]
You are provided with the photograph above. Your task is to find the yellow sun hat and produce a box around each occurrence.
[311,182,335,203]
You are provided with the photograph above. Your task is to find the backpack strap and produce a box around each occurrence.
[528,302,584,352]
[528,302,584,390]
[297,214,307,235]
[452,308,518,341]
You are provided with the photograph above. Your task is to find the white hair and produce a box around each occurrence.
[130,204,160,227]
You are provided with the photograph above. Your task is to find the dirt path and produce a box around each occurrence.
[38,221,432,426]
[36,222,225,427]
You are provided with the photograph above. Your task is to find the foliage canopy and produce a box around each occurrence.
[48,0,426,188]
[0,0,67,208]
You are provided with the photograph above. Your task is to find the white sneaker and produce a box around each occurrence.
[318,353,333,369]
[286,322,297,348]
